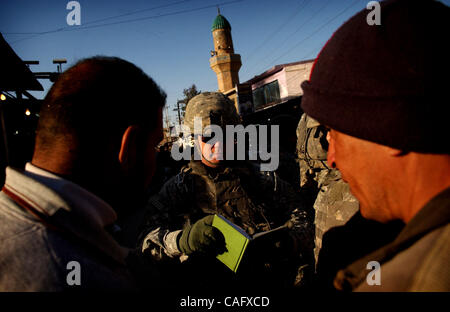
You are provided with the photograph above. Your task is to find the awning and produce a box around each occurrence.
[0,33,43,91]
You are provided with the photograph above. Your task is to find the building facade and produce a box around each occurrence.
[242,60,314,115]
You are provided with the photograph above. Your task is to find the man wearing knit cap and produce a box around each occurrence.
[301,0,449,291]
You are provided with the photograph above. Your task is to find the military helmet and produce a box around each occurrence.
[296,113,328,168]
[184,92,240,135]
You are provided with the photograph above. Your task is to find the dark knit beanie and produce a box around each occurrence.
[301,0,449,154]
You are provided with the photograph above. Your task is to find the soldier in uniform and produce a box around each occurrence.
[138,92,314,289]
[296,113,359,267]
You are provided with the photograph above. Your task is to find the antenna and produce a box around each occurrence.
[217,6,220,15]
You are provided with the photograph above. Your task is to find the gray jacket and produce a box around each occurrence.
[0,164,136,291]
[334,187,450,292]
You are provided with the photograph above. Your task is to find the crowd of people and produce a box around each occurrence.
[0,0,448,292]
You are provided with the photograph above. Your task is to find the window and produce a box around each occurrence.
[252,87,265,109]
[252,80,280,109]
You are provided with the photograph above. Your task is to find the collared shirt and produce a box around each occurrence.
[0,163,136,291]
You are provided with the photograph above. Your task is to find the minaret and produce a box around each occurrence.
[209,9,241,101]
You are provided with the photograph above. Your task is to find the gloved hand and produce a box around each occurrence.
[178,215,227,256]
[287,208,315,252]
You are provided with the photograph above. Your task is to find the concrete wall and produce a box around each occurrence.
[285,61,313,96]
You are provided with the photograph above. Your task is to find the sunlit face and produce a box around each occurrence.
[327,129,395,223]
[198,135,224,168]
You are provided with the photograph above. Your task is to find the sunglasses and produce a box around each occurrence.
[198,135,238,145]
[198,135,212,143]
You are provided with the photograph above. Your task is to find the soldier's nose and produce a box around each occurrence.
[212,140,222,153]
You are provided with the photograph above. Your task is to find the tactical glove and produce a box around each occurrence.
[178,215,227,256]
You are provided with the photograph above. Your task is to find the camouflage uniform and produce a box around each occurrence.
[139,92,315,288]
[139,160,314,287]
[296,113,329,190]
[296,113,359,267]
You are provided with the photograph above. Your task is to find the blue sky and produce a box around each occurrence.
[2,0,448,124]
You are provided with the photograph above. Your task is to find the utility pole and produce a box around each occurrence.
[164,106,170,130]
[53,59,67,73]
[32,58,67,82]
[174,100,183,127]
[164,106,171,140]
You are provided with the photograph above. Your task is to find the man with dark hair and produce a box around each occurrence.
[301,0,449,291]
[34,56,166,219]
[0,56,166,291]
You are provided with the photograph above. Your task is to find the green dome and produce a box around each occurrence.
[211,14,231,31]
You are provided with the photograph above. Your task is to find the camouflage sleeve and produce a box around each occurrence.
[139,169,195,261]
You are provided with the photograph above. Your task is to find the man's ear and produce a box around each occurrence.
[118,125,141,172]
[326,131,336,168]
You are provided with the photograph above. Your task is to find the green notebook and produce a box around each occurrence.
[212,214,251,273]
[212,214,290,273]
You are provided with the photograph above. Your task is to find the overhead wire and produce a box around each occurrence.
[281,0,363,90]
[243,0,309,64]
[5,0,244,45]
[270,0,361,66]
[5,0,197,46]
[238,0,364,110]
[244,0,331,80]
